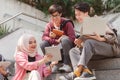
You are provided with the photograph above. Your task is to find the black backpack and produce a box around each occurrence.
[112,28,117,36]
[59,19,81,38]
[60,20,74,30]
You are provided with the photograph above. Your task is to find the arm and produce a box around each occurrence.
[15,52,51,71]
[42,61,58,77]
[63,22,75,42]
[15,53,39,71]
[42,65,51,77]
[84,34,106,42]
[42,23,58,44]
[85,26,116,43]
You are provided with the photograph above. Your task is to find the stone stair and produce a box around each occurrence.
[88,58,120,80]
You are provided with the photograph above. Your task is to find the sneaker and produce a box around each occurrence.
[59,64,72,72]
[74,72,96,80]
[59,72,76,80]
[51,65,59,73]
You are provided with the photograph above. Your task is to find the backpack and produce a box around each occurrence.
[112,28,117,36]
[59,19,82,38]
[60,20,74,30]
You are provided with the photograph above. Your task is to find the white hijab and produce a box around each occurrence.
[14,33,37,57]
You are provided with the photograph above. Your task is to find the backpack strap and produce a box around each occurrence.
[107,23,118,36]
[60,20,74,30]
[112,28,117,36]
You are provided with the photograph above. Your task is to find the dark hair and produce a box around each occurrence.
[74,2,90,13]
[48,4,62,14]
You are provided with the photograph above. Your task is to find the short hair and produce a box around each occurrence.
[74,2,90,13]
[48,4,62,14]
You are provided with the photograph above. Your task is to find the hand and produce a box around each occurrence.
[0,66,8,76]
[49,32,56,38]
[50,61,58,68]
[43,54,53,63]
[56,35,67,43]
[84,33,106,41]
[51,61,58,65]
[93,32,106,41]
[74,39,83,46]
[43,66,51,77]
[56,36,62,43]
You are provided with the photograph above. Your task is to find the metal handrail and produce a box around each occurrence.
[0,12,48,25]
[103,4,120,17]
[107,4,120,15]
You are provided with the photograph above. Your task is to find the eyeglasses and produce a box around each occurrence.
[51,13,61,18]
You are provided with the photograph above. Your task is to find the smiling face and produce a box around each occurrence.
[28,37,37,53]
[51,11,61,27]
[75,9,88,23]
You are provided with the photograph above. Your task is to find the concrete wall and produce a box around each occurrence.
[0,0,48,28]
[0,0,48,61]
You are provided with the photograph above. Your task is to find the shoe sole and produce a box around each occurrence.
[74,76,96,80]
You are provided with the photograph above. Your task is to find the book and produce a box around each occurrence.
[52,29,64,36]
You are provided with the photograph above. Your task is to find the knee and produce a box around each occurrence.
[61,36,69,42]
[69,48,76,56]
[30,70,39,74]
[40,41,49,48]
[69,49,73,58]
[84,39,96,46]
[61,37,72,45]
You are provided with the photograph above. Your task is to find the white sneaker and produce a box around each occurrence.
[74,72,96,80]
[59,64,72,72]
[74,77,96,80]
[59,72,76,80]
[52,65,59,73]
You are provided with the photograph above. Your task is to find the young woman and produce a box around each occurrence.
[13,34,55,80]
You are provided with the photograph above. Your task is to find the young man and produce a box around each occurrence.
[59,2,118,80]
[40,4,75,72]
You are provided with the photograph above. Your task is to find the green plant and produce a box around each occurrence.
[0,24,11,37]
[17,0,120,19]
[104,0,120,12]
[18,0,104,19]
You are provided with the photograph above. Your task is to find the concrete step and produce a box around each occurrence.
[88,58,120,70]
[45,72,68,80]
[95,69,120,80]
[45,69,120,80]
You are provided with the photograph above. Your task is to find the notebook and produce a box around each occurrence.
[82,17,107,36]
[45,46,62,61]
[52,29,64,36]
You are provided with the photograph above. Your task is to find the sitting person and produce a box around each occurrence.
[0,54,11,80]
[12,33,56,80]
[59,2,119,80]
[40,4,75,72]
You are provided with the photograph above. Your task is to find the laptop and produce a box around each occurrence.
[45,46,62,61]
[82,17,107,36]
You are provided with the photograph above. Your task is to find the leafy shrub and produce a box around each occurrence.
[0,24,11,38]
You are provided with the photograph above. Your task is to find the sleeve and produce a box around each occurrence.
[42,64,51,77]
[78,26,87,41]
[42,23,58,44]
[64,22,75,42]
[15,52,39,71]
[104,25,116,44]
[104,33,116,44]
